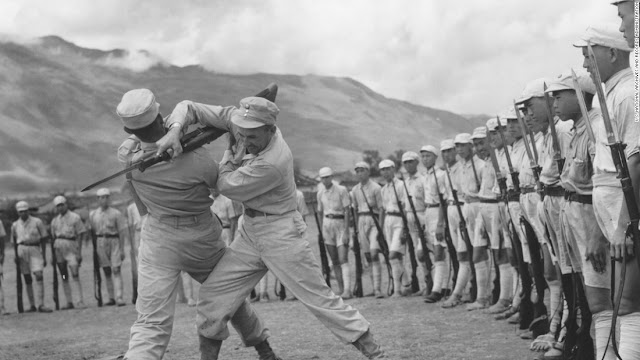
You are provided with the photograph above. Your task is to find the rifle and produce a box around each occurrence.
[311,204,332,287]
[390,178,420,294]
[542,83,565,173]
[495,115,520,194]
[400,174,434,292]
[50,238,59,310]
[128,221,138,304]
[432,169,459,286]
[358,186,394,296]
[82,84,279,192]
[349,205,364,298]
[91,230,103,307]
[587,43,640,357]
[13,241,23,313]
[513,101,544,199]
[443,163,477,302]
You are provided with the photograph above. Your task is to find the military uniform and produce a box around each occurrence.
[210,193,240,246]
[51,204,87,308]
[89,207,126,269]
[317,182,351,247]
[350,179,383,253]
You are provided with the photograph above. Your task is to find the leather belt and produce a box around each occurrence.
[151,211,212,226]
[479,199,499,204]
[244,208,277,218]
[465,197,480,203]
[19,243,40,247]
[56,236,76,241]
[97,234,119,238]
[447,200,464,206]
[544,185,565,197]
[358,212,379,216]
[221,224,231,229]
[564,191,592,204]
[425,203,440,208]
[520,186,536,195]
[325,214,345,219]
[507,190,520,202]
[385,212,402,217]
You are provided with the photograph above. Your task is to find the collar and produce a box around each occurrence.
[605,68,633,97]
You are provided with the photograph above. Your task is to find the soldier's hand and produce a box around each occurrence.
[585,233,608,273]
[155,126,183,159]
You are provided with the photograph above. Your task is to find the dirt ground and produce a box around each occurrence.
[0,226,537,360]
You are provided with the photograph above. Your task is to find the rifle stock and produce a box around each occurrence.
[432,171,460,285]
[50,239,59,310]
[311,205,332,287]
[349,206,364,297]
[13,242,23,313]
[91,231,103,307]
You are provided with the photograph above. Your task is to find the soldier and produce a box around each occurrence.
[0,218,7,315]
[401,151,432,296]
[126,200,142,304]
[441,138,474,309]
[10,201,52,313]
[89,188,128,307]
[350,161,384,298]
[378,159,408,298]
[484,118,516,314]
[546,69,608,359]
[419,145,450,303]
[575,23,640,359]
[115,89,278,360]
[316,167,353,299]
[612,0,637,49]
[50,195,87,309]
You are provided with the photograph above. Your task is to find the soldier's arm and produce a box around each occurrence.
[217,161,282,203]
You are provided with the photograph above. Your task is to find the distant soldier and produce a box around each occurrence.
[89,188,128,307]
[126,201,142,304]
[0,219,7,314]
[317,167,353,299]
[350,161,384,298]
[10,201,52,313]
[419,145,450,303]
[379,159,409,297]
[401,151,432,296]
[50,195,87,309]
[575,23,640,359]
[612,0,637,49]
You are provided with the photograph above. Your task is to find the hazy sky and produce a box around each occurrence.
[0,0,624,114]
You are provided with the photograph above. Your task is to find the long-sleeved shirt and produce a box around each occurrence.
[560,108,601,195]
[11,216,47,245]
[351,180,383,213]
[166,101,297,214]
[592,68,640,187]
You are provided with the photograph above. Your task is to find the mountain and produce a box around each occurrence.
[0,35,478,196]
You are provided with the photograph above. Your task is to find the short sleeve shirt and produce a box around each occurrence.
[560,109,600,195]
[89,207,126,237]
[51,211,86,240]
[317,184,351,215]
[351,180,383,213]
[381,178,407,213]
[402,173,426,212]
[11,216,48,245]
[423,167,447,204]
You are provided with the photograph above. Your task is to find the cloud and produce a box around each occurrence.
[0,0,622,114]
[99,50,165,72]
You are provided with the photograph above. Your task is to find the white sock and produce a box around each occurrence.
[62,281,73,304]
[547,280,562,336]
[475,260,490,300]
[372,261,381,292]
[36,280,45,307]
[498,264,513,301]
[453,262,470,296]
[432,261,444,293]
[511,269,521,308]
[593,310,617,360]
[113,273,123,301]
[441,251,452,291]
[105,276,115,299]
[391,258,403,293]
[619,312,640,359]
[73,277,84,303]
[341,263,351,294]
[259,275,268,294]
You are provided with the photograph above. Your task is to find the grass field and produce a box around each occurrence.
[0,226,536,360]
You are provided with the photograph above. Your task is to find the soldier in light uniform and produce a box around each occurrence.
[317,167,353,299]
[484,118,517,315]
[89,188,128,307]
[158,94,384,358]
[401,151,433,296]
[612,0,638,49]
[10,201,52,313]
[350,161,385,298]
[50,195,87,309]
[441,138,473,309]
[420,145,450,303]
[575,24,640,359]
[379,159,409,298]
[0,219,7,315]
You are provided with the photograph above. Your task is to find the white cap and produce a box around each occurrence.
[15,201,29,212]
[516,77,554,104]
[470,127,487,140]
[573,23,632,51]
[420,145,438,155]
[53,196,67,206]
[318,167,333,178]
[544,69,596,95]
[486,117,508,131]
[440,139,455,151]
[354,161,370,170]
[378,159,396,170]
[454,133,472,144]
[501,107,518,120]
[116,89,160,130]
[96,188,111,197]
[401,151,420,162]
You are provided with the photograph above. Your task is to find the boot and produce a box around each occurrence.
[199,335,222,360]
[254,340,282,360]
[352,331,385,359]
[423,291,443,304]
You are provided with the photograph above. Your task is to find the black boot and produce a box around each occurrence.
[423,291,443,303]
[199,335,222,360]
[254,339,282,360]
